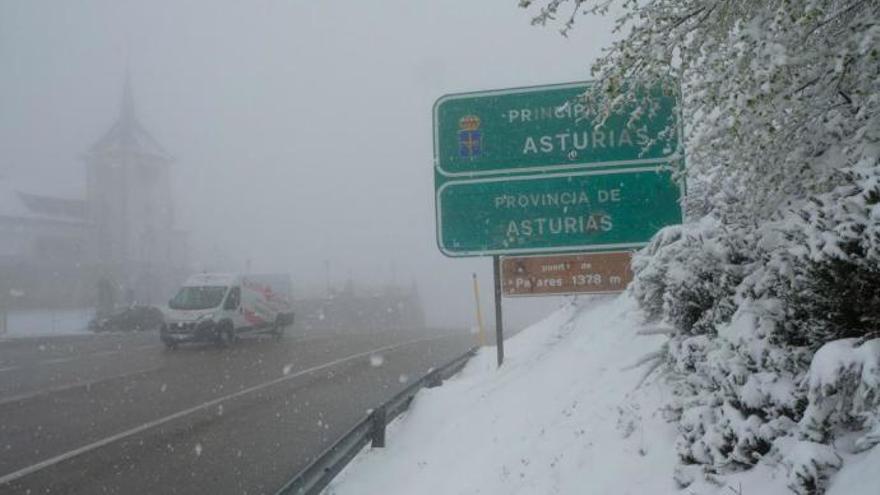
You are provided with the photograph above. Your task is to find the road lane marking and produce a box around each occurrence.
[0,334,455,486]
[89,350,120,358]
[15,346,143,370]
[41,357,76,365]
[0,366,164,407]
[0,366,18,373]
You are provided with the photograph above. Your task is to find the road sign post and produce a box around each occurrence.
[493,256,504,367]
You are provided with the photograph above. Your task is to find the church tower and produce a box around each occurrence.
[84,70,184,304]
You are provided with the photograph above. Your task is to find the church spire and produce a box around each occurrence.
[85,65,171,161]
[120,64,136,128]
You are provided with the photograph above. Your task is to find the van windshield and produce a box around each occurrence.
[168,286,228,310]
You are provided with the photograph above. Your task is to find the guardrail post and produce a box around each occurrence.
[426,370,442,388]
[370,406,386,448]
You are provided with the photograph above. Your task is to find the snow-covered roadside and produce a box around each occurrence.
[326,295,878,495]
[1,308,94,339]
[328,295,676,494]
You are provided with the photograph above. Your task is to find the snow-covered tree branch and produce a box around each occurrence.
[523,0,879,219]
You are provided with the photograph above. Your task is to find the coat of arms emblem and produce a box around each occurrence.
[458,115,482,159]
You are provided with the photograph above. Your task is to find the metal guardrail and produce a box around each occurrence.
[275,345,479,495]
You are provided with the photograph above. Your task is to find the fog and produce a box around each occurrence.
[0,0,615,330]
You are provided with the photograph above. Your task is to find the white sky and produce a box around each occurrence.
[0,0,618,329]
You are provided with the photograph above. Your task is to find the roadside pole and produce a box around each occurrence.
[471,273,486,346]
[493,256,504,367]
[0,297,6,337]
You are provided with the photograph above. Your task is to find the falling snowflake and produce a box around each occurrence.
[398,374,409,384]
[369,354,384,367]
[160,383,167,393]
[283,364,293,375]
[194,443,203,457]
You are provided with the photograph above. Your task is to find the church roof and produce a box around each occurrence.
[87,70,171,161]
[17,191,86,220]
[0,180,88,224]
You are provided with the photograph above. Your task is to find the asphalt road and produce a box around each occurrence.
[0,327,473,494]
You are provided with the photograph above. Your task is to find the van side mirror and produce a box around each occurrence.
[224,287,241,310]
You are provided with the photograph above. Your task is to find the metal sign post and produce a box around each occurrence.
[493,256,504,367]
[472,273,486,346]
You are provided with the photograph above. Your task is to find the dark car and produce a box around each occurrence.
[89,305,165,333]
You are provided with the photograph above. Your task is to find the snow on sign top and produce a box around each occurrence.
[432,80,681,178]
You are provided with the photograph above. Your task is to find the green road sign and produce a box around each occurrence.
[433,80,684,257]
[436,166,682,256]
[433,81,680,178]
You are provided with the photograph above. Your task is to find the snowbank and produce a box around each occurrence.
[326,295,879,495]
[1,308,93,338]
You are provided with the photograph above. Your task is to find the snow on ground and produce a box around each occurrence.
[1,308,94,338]
[328,295,678,495]
[327,295,879,495]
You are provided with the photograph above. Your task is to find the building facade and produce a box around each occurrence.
[0,74,187,312]
[83,73,187,307]
[0,186,94,309]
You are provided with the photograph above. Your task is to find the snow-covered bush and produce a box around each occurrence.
[800,338,880,449]
[651,169,880,491]
[653,170,880,489]
[773,437,843,495]
[666,308,808,475]
[783,165,880,348]
[631,216,747,336]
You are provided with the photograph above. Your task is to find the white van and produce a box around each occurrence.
[161,273,294,348]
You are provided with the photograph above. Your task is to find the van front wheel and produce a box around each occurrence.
[272,317,287,341]
[215,323,234,348]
